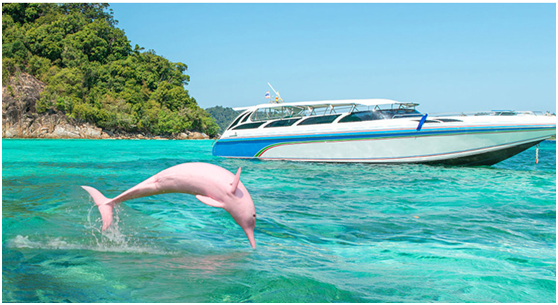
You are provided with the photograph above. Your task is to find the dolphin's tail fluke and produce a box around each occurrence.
[81,186,114,231]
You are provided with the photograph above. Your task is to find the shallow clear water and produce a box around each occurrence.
[2,139,556,302]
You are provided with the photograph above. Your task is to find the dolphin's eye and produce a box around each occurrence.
[253,214,256,218]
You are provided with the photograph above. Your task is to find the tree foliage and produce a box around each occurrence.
[205,106,240,132]
[2,3,218,136]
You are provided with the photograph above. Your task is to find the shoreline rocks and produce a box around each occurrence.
[2,119,211,140]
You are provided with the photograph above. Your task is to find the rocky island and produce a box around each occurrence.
[2,3,217,140]
[3,73,209,140]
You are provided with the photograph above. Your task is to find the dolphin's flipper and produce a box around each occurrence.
[196,195,225,209]
[81,186,114,231]
[230,167,241,194]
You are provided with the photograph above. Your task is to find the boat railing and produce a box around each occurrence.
[235,108,553,131]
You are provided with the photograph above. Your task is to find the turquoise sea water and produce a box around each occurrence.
[2,139,556,302]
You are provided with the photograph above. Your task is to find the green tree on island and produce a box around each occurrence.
[2,3,219,137]
[205,106,240,133]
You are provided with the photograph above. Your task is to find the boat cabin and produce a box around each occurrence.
[226,99,421,131]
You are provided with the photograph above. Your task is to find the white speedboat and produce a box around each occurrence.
[212,99,556,165]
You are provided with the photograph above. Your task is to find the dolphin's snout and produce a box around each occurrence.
[244,228,256,249]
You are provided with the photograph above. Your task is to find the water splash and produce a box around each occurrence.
[5,203,172,255]
[7,234,173,255]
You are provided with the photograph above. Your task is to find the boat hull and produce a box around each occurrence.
[423,139,545,166]
[213,120,556,166]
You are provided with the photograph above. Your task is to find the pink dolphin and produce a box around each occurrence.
[81,162,257,249]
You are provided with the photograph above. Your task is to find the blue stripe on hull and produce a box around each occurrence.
[213,138,279,157]
[212,125,555,158]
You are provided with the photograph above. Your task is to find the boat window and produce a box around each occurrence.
[493,111,515,116]
[251,106,305,122]
[227,112,250,130]
[383,109,421,119]
[232,122,266,130]
[436,118,463,123]
[297,114,341,126]
[240,112,252,124]
[264,118,302,128]
[339,111,386,123]
[394,113,423,118]
[413,119,441,123]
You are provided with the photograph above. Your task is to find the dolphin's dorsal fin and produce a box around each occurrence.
[230,167,241,194]
[196,195,225,209]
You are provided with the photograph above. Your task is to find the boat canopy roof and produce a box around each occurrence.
[233,99,418,112]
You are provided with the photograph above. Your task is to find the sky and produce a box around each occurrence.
[109,3,556,113]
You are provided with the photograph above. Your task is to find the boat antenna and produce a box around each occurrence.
[268,82,283,103]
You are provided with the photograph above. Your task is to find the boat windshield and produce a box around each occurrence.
[250,106,306,122]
